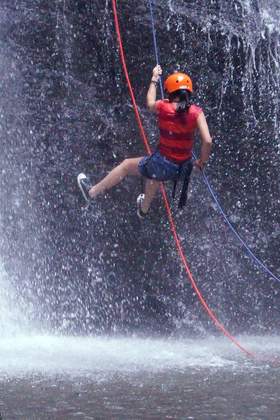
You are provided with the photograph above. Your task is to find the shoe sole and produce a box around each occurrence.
[137,194,145,219]
[77,173,90,203]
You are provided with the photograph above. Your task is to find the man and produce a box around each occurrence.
[77,65,212,218]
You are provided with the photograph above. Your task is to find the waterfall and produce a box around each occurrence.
[0,0,279,335]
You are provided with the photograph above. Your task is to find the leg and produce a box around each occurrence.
[141,179,161,213]
[89,157,143,198]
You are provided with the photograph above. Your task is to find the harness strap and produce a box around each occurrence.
[173,160,193,208]
[172,179,177,200]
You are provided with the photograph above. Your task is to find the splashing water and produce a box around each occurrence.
[0,334,280,378]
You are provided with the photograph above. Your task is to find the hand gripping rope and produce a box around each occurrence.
[148,0,280,285]
[112,0,255,358]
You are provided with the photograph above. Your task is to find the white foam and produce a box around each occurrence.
[0,334,278,377]
[0,336,232,375]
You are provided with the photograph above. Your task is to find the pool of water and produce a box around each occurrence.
[0,335,279,419]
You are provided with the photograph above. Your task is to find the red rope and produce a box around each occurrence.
[112,0,255,359]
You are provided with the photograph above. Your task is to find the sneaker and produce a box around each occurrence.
[77,173,92,203]
[137,194,147,219]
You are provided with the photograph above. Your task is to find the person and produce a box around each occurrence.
[77,65,212,218]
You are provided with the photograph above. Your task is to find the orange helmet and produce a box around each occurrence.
[164,72,193,94]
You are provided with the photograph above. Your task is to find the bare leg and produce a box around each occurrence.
[89,157,143,198]
[141,179,161,213]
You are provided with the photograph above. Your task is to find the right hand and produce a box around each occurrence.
[194,159,206,171]
[152,65,162,82]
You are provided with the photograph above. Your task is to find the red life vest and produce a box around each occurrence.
[156,100,202,163]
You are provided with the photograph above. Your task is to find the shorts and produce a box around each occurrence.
[138,151,180,181]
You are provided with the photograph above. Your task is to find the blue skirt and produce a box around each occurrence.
[138,151,180,181]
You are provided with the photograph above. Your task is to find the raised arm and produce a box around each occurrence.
[195,112,212,170]
[146,65,162,113]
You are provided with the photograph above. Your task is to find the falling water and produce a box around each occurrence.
[0,0,280,417]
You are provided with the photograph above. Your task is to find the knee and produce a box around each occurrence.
[120,159,132,175]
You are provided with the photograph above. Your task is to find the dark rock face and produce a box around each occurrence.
[0,0,279,335]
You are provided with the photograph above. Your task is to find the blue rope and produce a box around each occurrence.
[147,0,164,98]
[148,0,280,284]
[193,151,280,284]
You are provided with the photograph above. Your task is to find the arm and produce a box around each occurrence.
[146,65,162,113]
[195,112,212,170]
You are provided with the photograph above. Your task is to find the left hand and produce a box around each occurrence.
[152,65,162,82]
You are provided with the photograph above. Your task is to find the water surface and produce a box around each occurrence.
[0,335,279,419]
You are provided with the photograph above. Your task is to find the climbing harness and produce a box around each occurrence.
[112,0,255,358]
[148,0,280,285]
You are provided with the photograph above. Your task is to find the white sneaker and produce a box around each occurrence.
[77,173,92,203]
[137,194,147,219]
